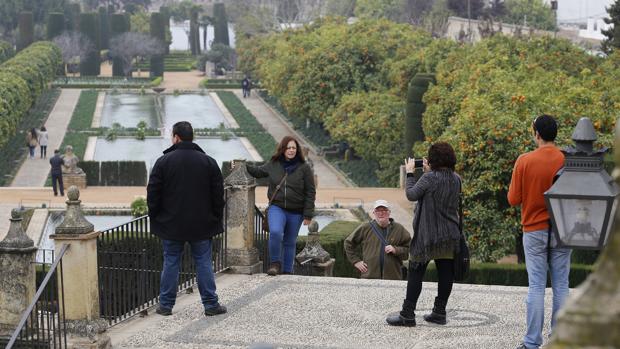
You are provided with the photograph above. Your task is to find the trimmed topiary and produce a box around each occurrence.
[79,13,101,76]
[213,3,229,46]
[65,3,81,31]
[47,12,65,40]
[98,7,110,50]
[149,12,165,78]
[18,12,34,51]
[404,73,435,157]
[109,13,130,77]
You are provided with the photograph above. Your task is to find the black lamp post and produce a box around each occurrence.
[545,117,619,249]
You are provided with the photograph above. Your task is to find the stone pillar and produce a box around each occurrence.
[50,186,110,349]
[224,160,262,274]
[0,209,37,336]
[296,220,335,277]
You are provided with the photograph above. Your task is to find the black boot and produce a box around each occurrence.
[423,297,447,325]
[266,262,281,276]
[386,299,416,327]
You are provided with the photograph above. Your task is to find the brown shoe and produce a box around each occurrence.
[266,262,281,276]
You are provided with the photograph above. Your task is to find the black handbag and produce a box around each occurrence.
[453,176,470,282]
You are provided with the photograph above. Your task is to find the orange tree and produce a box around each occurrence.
[418,35,617,261]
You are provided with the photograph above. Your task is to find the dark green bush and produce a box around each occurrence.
[47,12,65,40]
[118,161,147,185]
[80,160,100,185]
[98,7,110,50]
[79,13,101,76]
[213,3,229,46]
[101,161,119,186]
[0,41,13,63]
[110,14,130,77]
[86,161,147,186]
[18,12,34,51]
[149,12,166,78]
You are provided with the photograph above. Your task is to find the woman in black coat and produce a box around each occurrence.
[387,142,461,327]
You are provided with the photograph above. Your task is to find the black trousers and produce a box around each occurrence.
[405,259,454,307]
[51,173,64,196]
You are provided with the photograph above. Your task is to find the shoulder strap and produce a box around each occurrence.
[368,221,387,279]
[457,175,463,233]
[369,221,389,245]
[268,173,287,206]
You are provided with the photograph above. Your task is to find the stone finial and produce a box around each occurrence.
[224,160,256,187]
[55,186,94,235]
[0,208,35,250]
[296,219,331,263]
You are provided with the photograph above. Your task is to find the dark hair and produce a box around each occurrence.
[30,128,37,137]
[428,142,456,171]
[172,121,194,142]
[54,149,60,154]
[40,126,46,132]
[271,136,305,162]
[532,114,558,142]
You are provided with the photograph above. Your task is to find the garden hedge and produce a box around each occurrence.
[98,7,110,50]
[47,12,65,40]
[149,12,166,78]
[89,161,148,186]
[79,13,101,76]
[18,12,34,51]
[0,41,13,64]
[0,42,61,150]
[110,14,130,77]
[213,3,229,46]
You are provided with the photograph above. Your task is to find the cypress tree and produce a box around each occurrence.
[79,13,101,76]
[98,7,110,50]
[65,2,81,31]
[160,6,171,54]
[190,10,200,55]
[18,12,34,51]
[110,13,130,77]
[150,12,165,78]
[213,3,229,46]
[404,73,435,157]
[47,12,65,40]
[602,0,620,54]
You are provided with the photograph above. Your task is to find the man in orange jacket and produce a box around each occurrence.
[508,115,572,349]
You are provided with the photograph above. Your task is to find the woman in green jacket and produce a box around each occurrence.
[246,136,316,276]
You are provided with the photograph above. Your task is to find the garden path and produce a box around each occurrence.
[10,89,81,188]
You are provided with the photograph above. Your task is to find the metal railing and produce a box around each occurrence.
[4,245,68,349]
[97,204,229,326]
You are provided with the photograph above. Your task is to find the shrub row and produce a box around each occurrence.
[81,161,147,186]
[0,89,60,186]
[0,42,61,150]
[52,77,155,88]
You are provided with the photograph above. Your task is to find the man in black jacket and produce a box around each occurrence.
[49,149,64,196]
[147,121,227,317]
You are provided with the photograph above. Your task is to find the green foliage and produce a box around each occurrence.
[296,220,361,278]
[65,2,81,31]
[110,13,131,76]
[47,12,65,40]
[131,197,148,217]
[0,41,14,63]
[0,89,60,186]
[52,76,154,88]
[602,0,620,54]
[333,159,381,187]
[216,91,277,160]
[418,35,613,262]
[79,13,101,76]
[204,43,233,73]
[98,7,110,50]
[80,160,100,185]
[18,12,34,51]
[405,73,435,157]
[189,10,200,55]
[149,12,166,78]
[0,41,61,152]
[135,51,196,72]
[213,3,230,46]
[354,0,407,22]
[423,262,593,288]
[130,10,150,34]
[502,0,557,31]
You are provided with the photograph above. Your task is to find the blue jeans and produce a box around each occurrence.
[159,239,219,311]
[268,205,304,273]
[522,230,572,349]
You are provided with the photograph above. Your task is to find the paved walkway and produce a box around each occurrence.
[10,89,81,187]
[232,90,352,188]
[107,273,558,349]
[100,63,205,90]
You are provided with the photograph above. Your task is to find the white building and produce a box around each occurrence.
[578,17,612,40]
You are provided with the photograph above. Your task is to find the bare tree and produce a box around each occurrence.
[53,31,95,77]
[109,32,164,77]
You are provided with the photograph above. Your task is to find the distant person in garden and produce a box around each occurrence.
[344,199,411,280]
[239,135,316,276]
[147,121,227,317]
[387,142,461,327]
[38,126,48,159]
[508,115,571,349]
[25,128,38,159]
[242,77,251,98]
[49,149,64,197]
